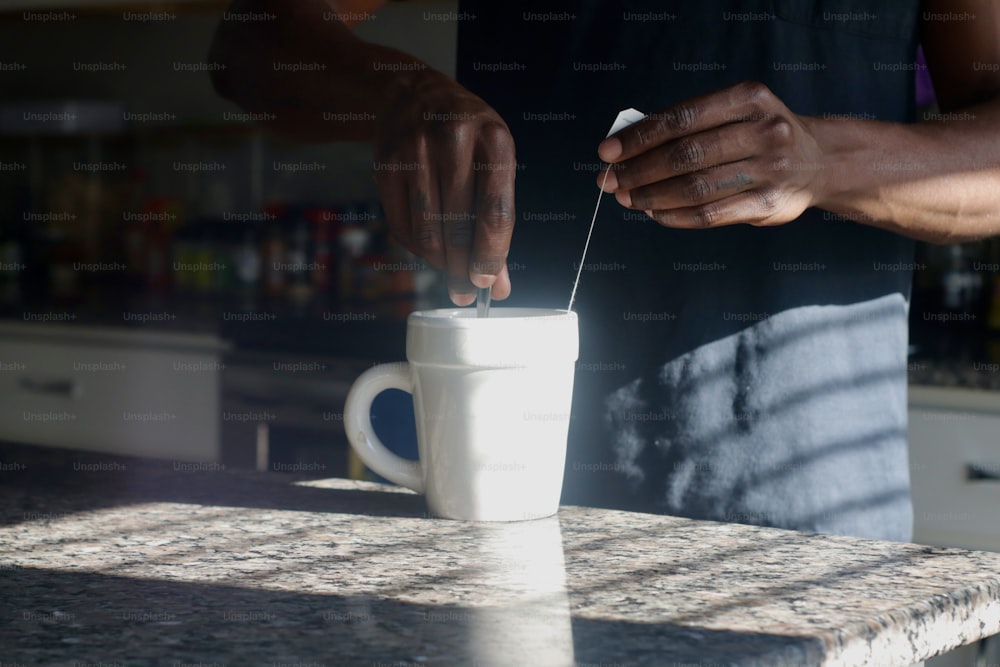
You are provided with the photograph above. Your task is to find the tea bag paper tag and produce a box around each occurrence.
[567,108,646,312]
[606,107,646,137]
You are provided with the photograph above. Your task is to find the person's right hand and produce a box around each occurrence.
[373,71,516,306]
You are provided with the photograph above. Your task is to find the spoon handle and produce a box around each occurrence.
[476,287,491,318]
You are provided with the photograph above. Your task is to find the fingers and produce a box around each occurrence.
[646,187,787,229]
[598,80,776,163]
[600,119,780,194]
[405,140,445,273]
[439,141,477,306]
[470,123,516,294]
[370,75,516,304]
[620,160,758,211]
[380,126,515,306]
[593,80,814,229]
[375,167,411,249]
[491,263,511,300]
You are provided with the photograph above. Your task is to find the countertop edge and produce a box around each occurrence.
[829,577,1000,666]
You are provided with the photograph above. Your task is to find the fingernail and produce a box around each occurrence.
[598,137,622,162]
[470,273,496,289]
[449,289,476,306]
[600,170,618,192]
[615,190,632,207]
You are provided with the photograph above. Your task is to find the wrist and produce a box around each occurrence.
[798,114,838,211]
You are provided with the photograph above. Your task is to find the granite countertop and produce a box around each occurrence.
[2,446,1000,667]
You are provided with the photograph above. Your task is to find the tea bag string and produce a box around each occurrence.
[567,165,611,312]
[567,108,645,313]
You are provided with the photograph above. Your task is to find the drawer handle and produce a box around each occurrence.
[966,463,1000,482]
[18,377,81,398]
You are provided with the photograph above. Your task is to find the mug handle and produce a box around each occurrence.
[343,363,424,493]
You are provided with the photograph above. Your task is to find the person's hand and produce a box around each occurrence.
[373,71,515,305]
[596,81,824,229]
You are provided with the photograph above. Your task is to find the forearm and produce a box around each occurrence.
[807,97,1000,244]
[209,0,434,142]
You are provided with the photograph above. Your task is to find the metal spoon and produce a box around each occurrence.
[476,286,491,318]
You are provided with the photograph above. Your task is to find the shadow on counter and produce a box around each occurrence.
[0,441,425,527]
[1,559,827,666]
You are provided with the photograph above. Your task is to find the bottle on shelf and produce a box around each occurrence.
[338,207,371,307]
[193,221,215,293]
[942,244,965,312]
[306,207,337,308]
[213,219,240,294]
[144,198,181,293]
[235,224,262,292]
[286,214,313,304]
[122,169,147,287]
[361,200,393,305]
[170,220,198,292]
[260,204,288,298]
[385,245,417,304]
[941,244,984,318]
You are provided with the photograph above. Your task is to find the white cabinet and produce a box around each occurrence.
[0,322,227,462]
[909,386,1000,551]
[909,385,1000,667]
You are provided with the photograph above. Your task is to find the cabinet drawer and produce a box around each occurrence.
[0,336,221,461]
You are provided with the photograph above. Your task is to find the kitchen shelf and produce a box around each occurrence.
[0,0,227,17]
[1,0,437,16]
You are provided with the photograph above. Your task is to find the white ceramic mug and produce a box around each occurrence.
[343,308,578,521]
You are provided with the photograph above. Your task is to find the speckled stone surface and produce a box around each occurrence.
[2,447,1000,667]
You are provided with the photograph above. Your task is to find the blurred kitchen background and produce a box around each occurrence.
[0,0,458,482]
[1,5,999,663]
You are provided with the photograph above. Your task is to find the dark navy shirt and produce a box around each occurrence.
[456,0,920,540]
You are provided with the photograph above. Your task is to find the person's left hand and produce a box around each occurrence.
[596,80,825,229]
